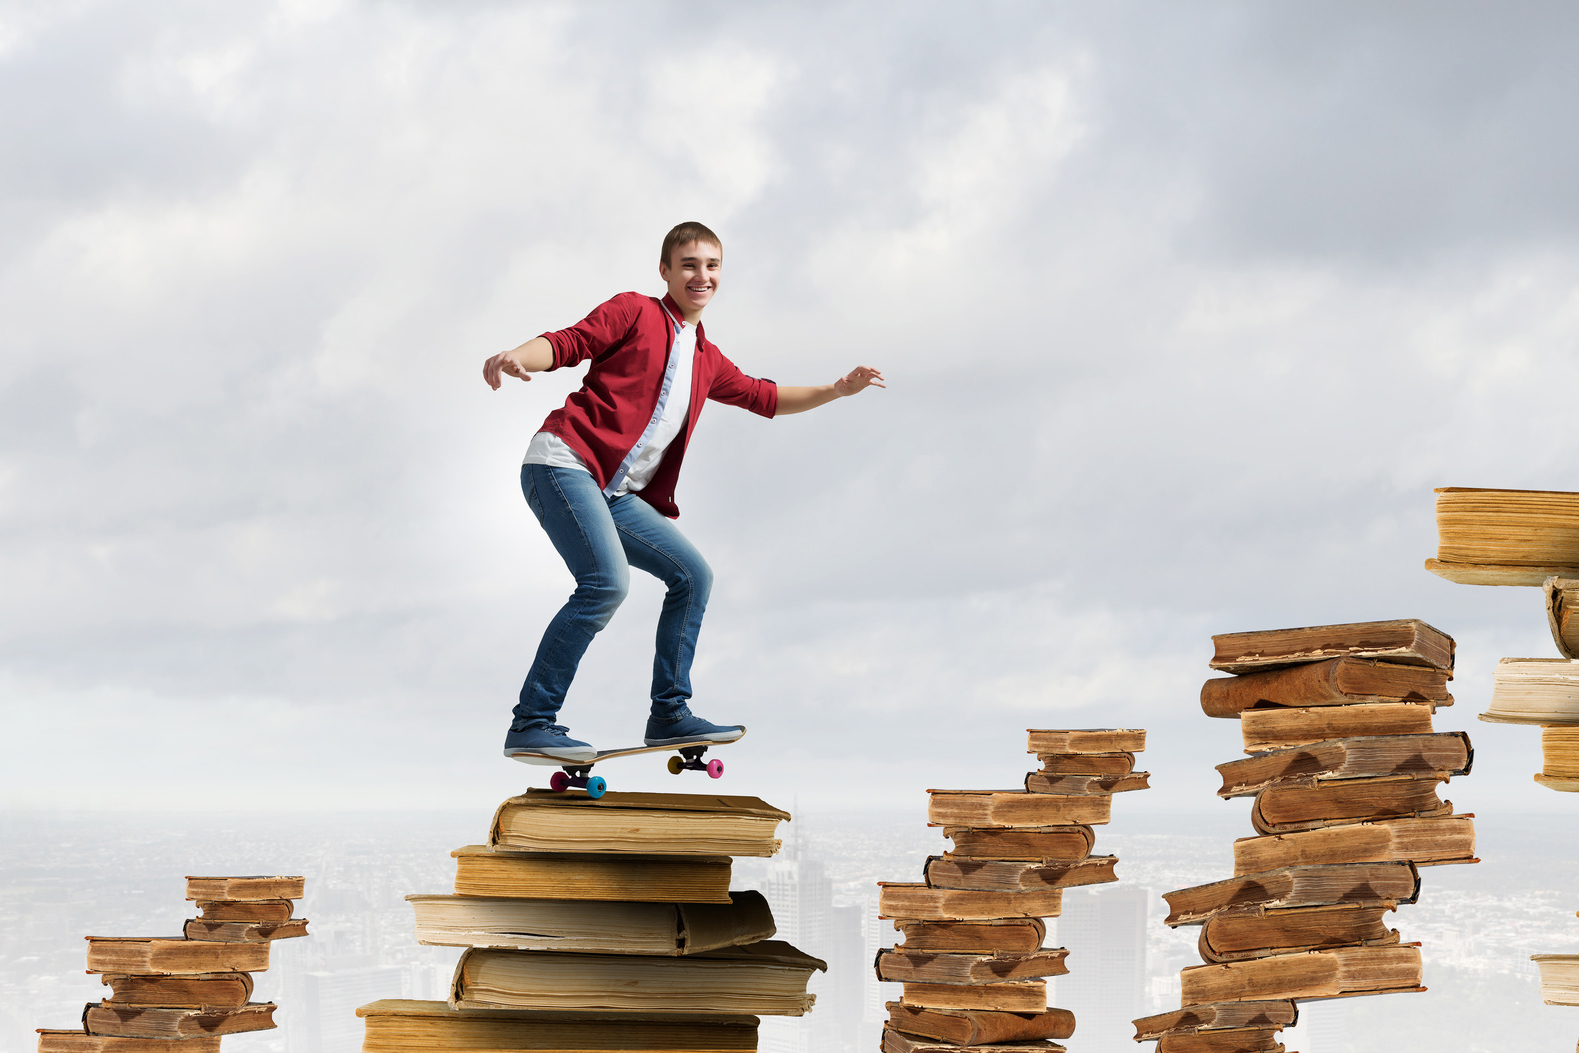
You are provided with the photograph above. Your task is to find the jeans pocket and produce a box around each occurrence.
[524,475,545,524]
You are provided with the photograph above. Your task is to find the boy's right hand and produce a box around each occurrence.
[483,337,555,390]
[483,349,534,390]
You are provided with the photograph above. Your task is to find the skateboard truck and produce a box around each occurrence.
[548,766,607,799]
[667,745,725,779]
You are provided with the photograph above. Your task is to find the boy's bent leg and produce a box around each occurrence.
[508,465,630,759]
[609,495,743,746]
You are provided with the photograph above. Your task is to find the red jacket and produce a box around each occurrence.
[537,291,778,518]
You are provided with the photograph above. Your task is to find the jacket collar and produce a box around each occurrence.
[659,292,704,340]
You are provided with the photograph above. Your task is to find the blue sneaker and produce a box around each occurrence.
[644,709,745,747]
[503,723,596,763]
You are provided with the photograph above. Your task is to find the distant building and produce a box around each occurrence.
[288,955,405,1053]
[1052,885,1149,1053]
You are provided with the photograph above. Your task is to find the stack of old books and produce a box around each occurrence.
[357,789,824,1052]
[1425,485,1579,792]
[36,875,308,1051]
[875,728,1149,1053]
[1135,620,1477,1053]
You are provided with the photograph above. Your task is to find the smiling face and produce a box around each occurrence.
[659,239,722,322]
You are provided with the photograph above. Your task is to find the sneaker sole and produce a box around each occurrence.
[643,729,745,747]
[503,747,598,765]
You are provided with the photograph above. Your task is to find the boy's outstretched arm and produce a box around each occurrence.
[483,337,556,390]
[776,366,886,415]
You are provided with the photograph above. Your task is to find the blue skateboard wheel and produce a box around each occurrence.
[586,776,607,799]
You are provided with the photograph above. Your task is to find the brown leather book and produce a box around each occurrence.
[1023,771,1150,794]
[876,947,1069,983]
[893,919,1047,954]
[1240,704,1435,752]
[84,938,269,976]
[1198,904,1400,963]
[1250,778,1451,835]
[878,883,1063,921]
[922,854,1117,892]
[355,1000,759,1052]
[83,1003,276,1039]
[1233,816,1478,874]
[1163,862,1419,926]
[1036,752,1135,775]
[886,1002,1075,1044]
[882,1028,1063,1053]
[36,1033,221,1053]
[1210,620,1454,674]
[1179,944,1423,1002]
[899,979,1046,1012]
[185,876,303,901]
[1201,658,1451,717]
[927,790,1109,827]
[1132,999,1298,1040]
[942,826,1094,860]
[1025,728,1146,753]
[1215,733,1471,797]
[98,973,253,1009]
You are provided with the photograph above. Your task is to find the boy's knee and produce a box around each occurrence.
[578,571,629,623]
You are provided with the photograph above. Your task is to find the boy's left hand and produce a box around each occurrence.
[834,366,886,396]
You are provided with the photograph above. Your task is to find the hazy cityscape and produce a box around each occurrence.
[2,804,1578,1052]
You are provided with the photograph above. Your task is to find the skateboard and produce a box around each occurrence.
[507,729,746,799]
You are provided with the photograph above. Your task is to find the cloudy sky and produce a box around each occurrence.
[5,1,1579,827]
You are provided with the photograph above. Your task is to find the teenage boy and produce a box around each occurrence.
[482,222,884,762]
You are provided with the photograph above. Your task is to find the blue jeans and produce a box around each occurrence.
[513,464,713,730]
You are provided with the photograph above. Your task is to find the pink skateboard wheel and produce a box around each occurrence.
[549,771,571,792]
[706,758,725,779]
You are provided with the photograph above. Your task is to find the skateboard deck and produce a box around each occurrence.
[507,729,746,799]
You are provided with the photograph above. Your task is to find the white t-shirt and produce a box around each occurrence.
[522,310,696,498]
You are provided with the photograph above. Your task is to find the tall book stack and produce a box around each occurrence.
[1424,485,1579,791]
[875,727,1149,1053]
[357,789,825,1052]
[35,875,309,1052]
[1135,620,1478,1053]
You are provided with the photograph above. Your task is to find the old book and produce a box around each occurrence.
[1025,728,1146,753]
[1547,577,1579,657]
[489,791,788,857]
[1233,816,1478,874]
[1240,704,1436,752]
[1532,954,1579,1005]
[83,1003,276,1038]
[407,891,774,954]
[1163,862,1419,926]
[355,999,759,1052]
[1036,752,1135,775]
[99,973,253,1008]
[84,937,269,975]
[875,947,1069,983]
[882,1030,1063,1053]
[451,941,825,1016]
[878,882,1063,921]
[194,900,293,923]
[36,1034,220,1053]
[1180,944,1423,1002]
[885,1002,1076,1044]
[1537,725,1579,791]
[183,918,309,942]
[1201,659,1452,718]
[451,846,731,902]
[942,826,1094,860]
[1023,771,1150,794]
[894,919,1047,954]
[1428,487,1579,585]
[1210,620,1454,675]
[1480,658,1579,724]
[899,980,1045,1011]
[923,854,1117,892]
[1158,1029,1285,1053]
[1133,1000,1298,1040]
[1215,733,1471,797]
[1250,778,1451,834]
[928,790,1110,827]
[184,876,303,901]
[1198,904,1400,962]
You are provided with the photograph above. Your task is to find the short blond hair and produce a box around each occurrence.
[660,222,722,268]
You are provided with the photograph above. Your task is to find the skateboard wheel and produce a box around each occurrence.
[586,776,608,799]
[667,755,685,775]
[549,771,570,793]
[706,758,725,779]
